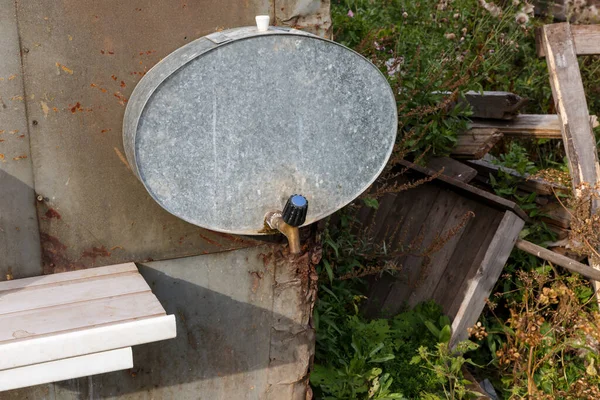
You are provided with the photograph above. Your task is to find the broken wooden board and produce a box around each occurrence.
[466,156,569,196]
[452,128,503,160]
[426,157,478,183]
[537,23,600,57]
[359,161,526,343]
[468,114,599,139]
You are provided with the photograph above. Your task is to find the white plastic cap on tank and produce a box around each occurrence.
[255,15,270,32]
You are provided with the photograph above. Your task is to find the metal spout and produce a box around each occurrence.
[265,211,301,254]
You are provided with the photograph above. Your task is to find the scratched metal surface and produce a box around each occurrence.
[125,29,397,235]
[0,0,42,280]
[14,0,286,272]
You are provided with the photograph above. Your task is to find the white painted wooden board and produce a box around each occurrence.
[0,347,133,391]
[0,263,137,292]
[0,315,175,370]
[0,292,165,343]
[0,272,150,315]
[0,263,176,375]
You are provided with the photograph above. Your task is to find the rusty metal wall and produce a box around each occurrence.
[0,0,42,280]
[7,0,330,275]
[0,0,328,398]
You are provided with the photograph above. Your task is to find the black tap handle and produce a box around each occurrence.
[282,194,308,227]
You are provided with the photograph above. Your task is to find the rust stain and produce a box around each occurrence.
[120,80,126,88]
[90,83,108,93]
[249,270,264,293]
[0,139,4,143]
[40,232,85,273]
[114,147,130,169]
[81,246,111,260]
[101,128,112,134]
[43,208,61,220]
[52,107,59,112]
[110,245,124,251]
[198,233,223,247]
[0,154,4,162]
[135,7,142,11]
[13,155,27,161]
[70,102,81,113]
[18,134,25,138]
[8,74,16,80]
[55,62,73,75]
[111,75,117,81]
[113,91,128,105]
[0,130,4,134]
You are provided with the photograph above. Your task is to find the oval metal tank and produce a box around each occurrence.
[123,26,397,235]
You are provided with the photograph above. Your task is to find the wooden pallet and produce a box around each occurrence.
[0,263,176,391]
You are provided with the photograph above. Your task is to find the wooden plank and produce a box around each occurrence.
[468,114,599,138]
[397,160,529,221]
[466,157,569,196]
[515,239,600,281]
[370,193,400,244]
[380,189,460,314]
[433,205,503,315]
[460,91,526,120]
[362,185,436,317]
[0,291,165,343]
[450,211,524,345]
[537,24,600,57]
[0,263,137,292]
[540,202,571,229]
[406,196,476,308]
[0,315,175,370]
[0,273,150,315]
[0,347,133,391]
[426,157,478,183]
[543,22,600,301]
[452,128,503,159]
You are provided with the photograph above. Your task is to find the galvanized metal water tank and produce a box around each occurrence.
[123,26,397,235]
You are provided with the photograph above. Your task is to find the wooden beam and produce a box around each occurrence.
[537,24,600,57]
[398,160,529,221]
[468,114,599,139]
[515,239,600,281]
[466,157,569,196]
[453,128,503,159]
[543,22,600,301]
[450,211,524,345]
[426,157,478,183]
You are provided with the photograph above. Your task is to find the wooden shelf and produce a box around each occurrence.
[0,263,176,390]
